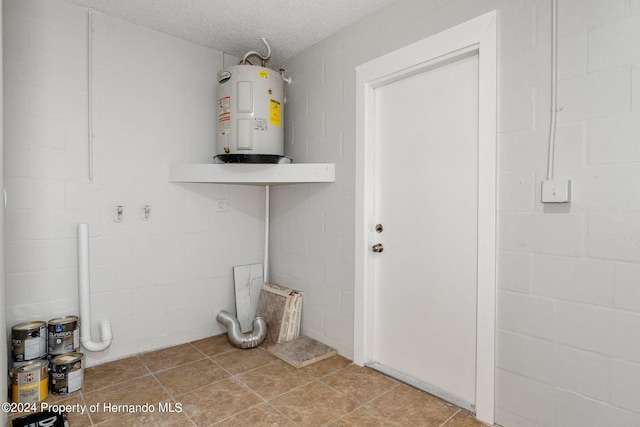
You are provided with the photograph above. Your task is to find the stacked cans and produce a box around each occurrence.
[10,316,85,403]
[10,321,50,404]
[47,316,80,357]
[11,321,47,366]
[49,352,84,395]
[47,316,84,396]
[10,360,49,404]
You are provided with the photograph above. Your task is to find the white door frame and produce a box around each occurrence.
[354,11,497,425]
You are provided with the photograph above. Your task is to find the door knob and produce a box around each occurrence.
[372,243,384,253]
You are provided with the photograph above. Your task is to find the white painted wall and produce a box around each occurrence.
[274,0,640,425]
[3,0,264,366]
[1,0,7,418]
[4,0,640,425]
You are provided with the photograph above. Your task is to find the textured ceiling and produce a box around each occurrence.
[59,0,395,64]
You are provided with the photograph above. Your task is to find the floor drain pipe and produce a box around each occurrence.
[217,310,266,349]
[78,223,113,352]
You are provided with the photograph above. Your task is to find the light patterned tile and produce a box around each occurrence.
[179,377,263,426]
[83,356,150,392]
[321,364,399,404]
[442,410,489,427]
[299,355,352,379]
[83,375,171,424]
[41,339,477,427]
[213,403,296,426]
[95,403,193,427]
[139,343,205,373]
[190,334,237,357]
[155,358,230,397]
[270,381,359,426]
[236,360,313,400]
[366,383,458,427]
[329,406,406,426]
[212,347,278,375]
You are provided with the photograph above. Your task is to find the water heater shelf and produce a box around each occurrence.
[168,163,335,185]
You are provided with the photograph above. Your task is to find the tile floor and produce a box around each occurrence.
[8,335,487,426]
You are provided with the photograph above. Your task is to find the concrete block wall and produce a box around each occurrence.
[3,0,640,424]
[3,0,265,366]
[274,0,640,425]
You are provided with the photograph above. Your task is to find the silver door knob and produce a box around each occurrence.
[372,244,384,253]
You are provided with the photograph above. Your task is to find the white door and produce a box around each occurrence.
[371,54,479,409]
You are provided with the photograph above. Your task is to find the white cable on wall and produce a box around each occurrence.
[546,0,559,181]
[87,9,94,182]
[541,0,571,203]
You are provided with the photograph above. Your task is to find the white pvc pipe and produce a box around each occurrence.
[264,185,270,283]
[78,223,112,352]
[87,9,94,183]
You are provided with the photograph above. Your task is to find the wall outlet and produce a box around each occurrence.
[541,179,571,203]
[215,199,229,212]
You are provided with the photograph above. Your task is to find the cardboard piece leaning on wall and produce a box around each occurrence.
[255,283,302,344]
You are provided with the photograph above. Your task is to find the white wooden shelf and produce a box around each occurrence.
[169,163,335,185]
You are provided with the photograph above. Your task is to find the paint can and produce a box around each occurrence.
[49,352,84,395]
[11,360,48,404]
[48,316,79,356]
[11,321,47,366]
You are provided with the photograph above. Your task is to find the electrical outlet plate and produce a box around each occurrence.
[215,199,229,212]
[541,179,571,203]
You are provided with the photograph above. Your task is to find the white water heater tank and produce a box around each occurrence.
[215,65,287,163]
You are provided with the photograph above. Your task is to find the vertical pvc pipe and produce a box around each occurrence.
[78,223,112,352]
[87,9,94,182]
[264,185,270,283]
[78,223,90,303]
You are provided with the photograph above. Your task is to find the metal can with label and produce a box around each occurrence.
[11,360,49,404]
[11,321,47,365]
[49,352,84,395]
[48,316,79,356]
